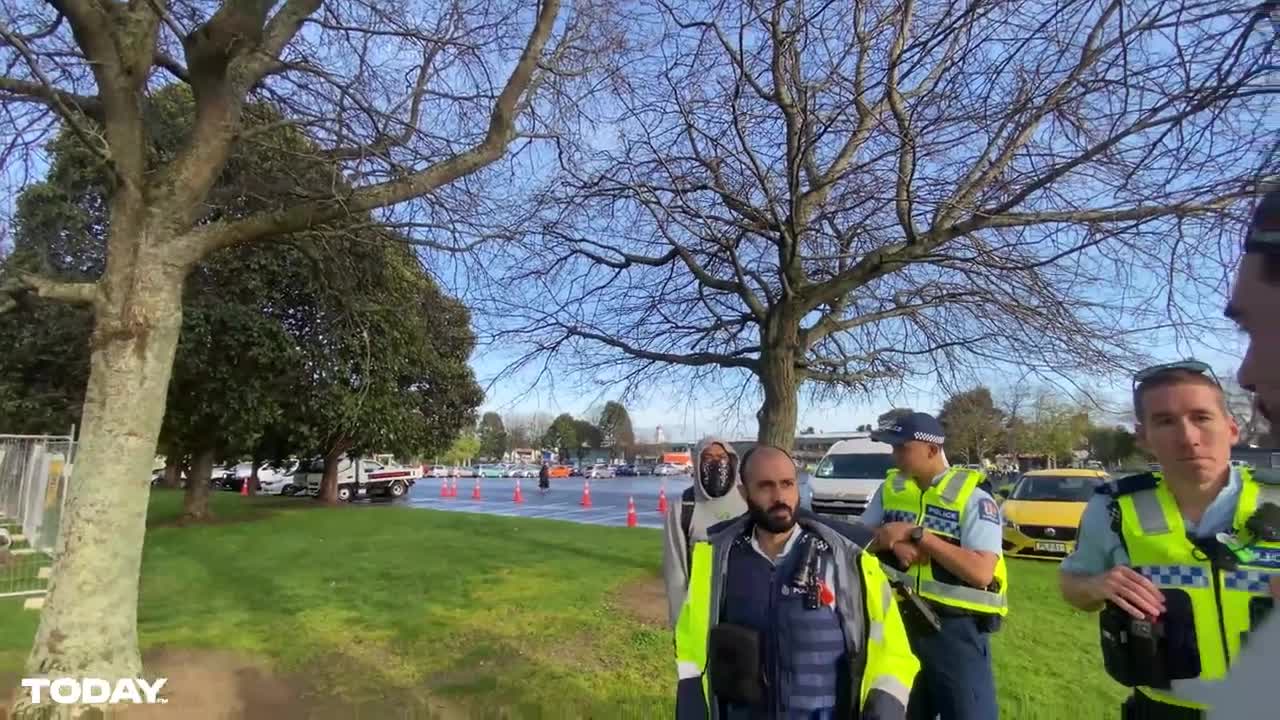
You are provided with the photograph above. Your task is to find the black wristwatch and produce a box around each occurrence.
[908,526,925,544]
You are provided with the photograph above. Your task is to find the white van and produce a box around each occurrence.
[809,435,896,518]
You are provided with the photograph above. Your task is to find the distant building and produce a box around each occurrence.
[1232,446,1280,469]
[725,431,870,466]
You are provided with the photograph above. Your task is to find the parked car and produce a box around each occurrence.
[999,469,1108,560]
[806,436,897,518]
[615,465,637,477]
[220,460,301,494]
[506,464,537,478]
[634,464,656,476]
[426,465,451,478]
[255,460,300,495]
[548,465,572,478]
[475,464,507,478]
[584,464,616,479]
[292,457,420,502]
[653,463,681,476]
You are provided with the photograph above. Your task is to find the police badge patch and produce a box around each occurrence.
[977,498,1000,524]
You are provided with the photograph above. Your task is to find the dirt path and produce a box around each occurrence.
[612,573,668,628]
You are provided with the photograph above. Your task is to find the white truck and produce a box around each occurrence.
[809,435,896,518]
[294,457,420,502]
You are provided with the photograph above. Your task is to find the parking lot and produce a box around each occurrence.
[407,474,689,529]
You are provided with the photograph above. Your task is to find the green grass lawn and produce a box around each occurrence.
[0,491,1126,718]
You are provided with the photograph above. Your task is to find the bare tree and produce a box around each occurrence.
[479,0,1274,447]
[0,0,606,702]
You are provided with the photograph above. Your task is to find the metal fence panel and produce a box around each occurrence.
[0,434,74,598]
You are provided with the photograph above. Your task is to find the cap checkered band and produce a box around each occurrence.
[884,510,918,524]
[1223,569,1273,594]
[1138,565,1209,589]
[913,431,945,444]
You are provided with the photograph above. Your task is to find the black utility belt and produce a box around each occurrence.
[1100,594,1275,689]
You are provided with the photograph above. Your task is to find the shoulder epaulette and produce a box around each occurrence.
[1108,472,1160,497]
[1251,468,1280,486]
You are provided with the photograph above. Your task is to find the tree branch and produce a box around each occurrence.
[0,272,99,314]
[564,326,758,371]
[174,0,563,265]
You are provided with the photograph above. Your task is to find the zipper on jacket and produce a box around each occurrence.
[768,563,779,718]
[1210,563,1232,667]
[916,493,926,594]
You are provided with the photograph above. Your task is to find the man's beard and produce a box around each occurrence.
[748,498,796,534]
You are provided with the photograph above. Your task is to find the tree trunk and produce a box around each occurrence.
[161,457,182,489]
[22,271,185,698]
[318,444,347,504]
[247,451,262,497]
[183,447,216,521]
[756,347,800,447]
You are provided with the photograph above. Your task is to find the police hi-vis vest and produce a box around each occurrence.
[878,466,1009,616]
[674,532,920,718]
[1111,469,1280,710]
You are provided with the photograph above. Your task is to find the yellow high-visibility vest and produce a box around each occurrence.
[878,466,1009,615]
[673,539,919,716]
[1115,469,1280,710]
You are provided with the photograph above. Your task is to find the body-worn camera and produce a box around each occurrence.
[1100,591,1201,689]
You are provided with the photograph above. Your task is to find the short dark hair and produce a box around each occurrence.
[739,444,794,484]
[1133,369,1227,422]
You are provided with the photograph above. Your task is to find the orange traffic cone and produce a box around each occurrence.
[240,477,249,497]
[472,478,482,500]
[440,477,449,498]
[513,478,525,503]
[657,485,668,513]
[626,496,638,527]
[580,480,592,508]
[449,478,458,498]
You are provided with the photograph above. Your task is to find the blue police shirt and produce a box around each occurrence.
[1060,467,1243,575]
[860,469,1004,554]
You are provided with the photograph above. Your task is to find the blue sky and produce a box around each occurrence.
[467,329,1249,442]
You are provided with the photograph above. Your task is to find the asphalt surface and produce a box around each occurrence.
[407,474,691,529]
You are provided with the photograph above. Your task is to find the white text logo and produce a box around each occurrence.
[19,678,167,705]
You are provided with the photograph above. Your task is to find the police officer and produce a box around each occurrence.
[1058,360,1280,719]
[861,412,1007,720]
[674,445,920,719]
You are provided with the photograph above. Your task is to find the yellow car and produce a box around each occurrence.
[998,469,1109,560]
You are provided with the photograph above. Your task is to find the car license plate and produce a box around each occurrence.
[1035,541,1068,553]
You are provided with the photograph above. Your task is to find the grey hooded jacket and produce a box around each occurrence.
[662,437,748,627]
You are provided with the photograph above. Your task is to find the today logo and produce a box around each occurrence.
[19,677,168,705]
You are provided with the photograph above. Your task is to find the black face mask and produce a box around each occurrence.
[747,496,796,534]
[700,458,735,498]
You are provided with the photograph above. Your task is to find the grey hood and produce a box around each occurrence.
[661,435,748,626]
[690,436,741,501]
